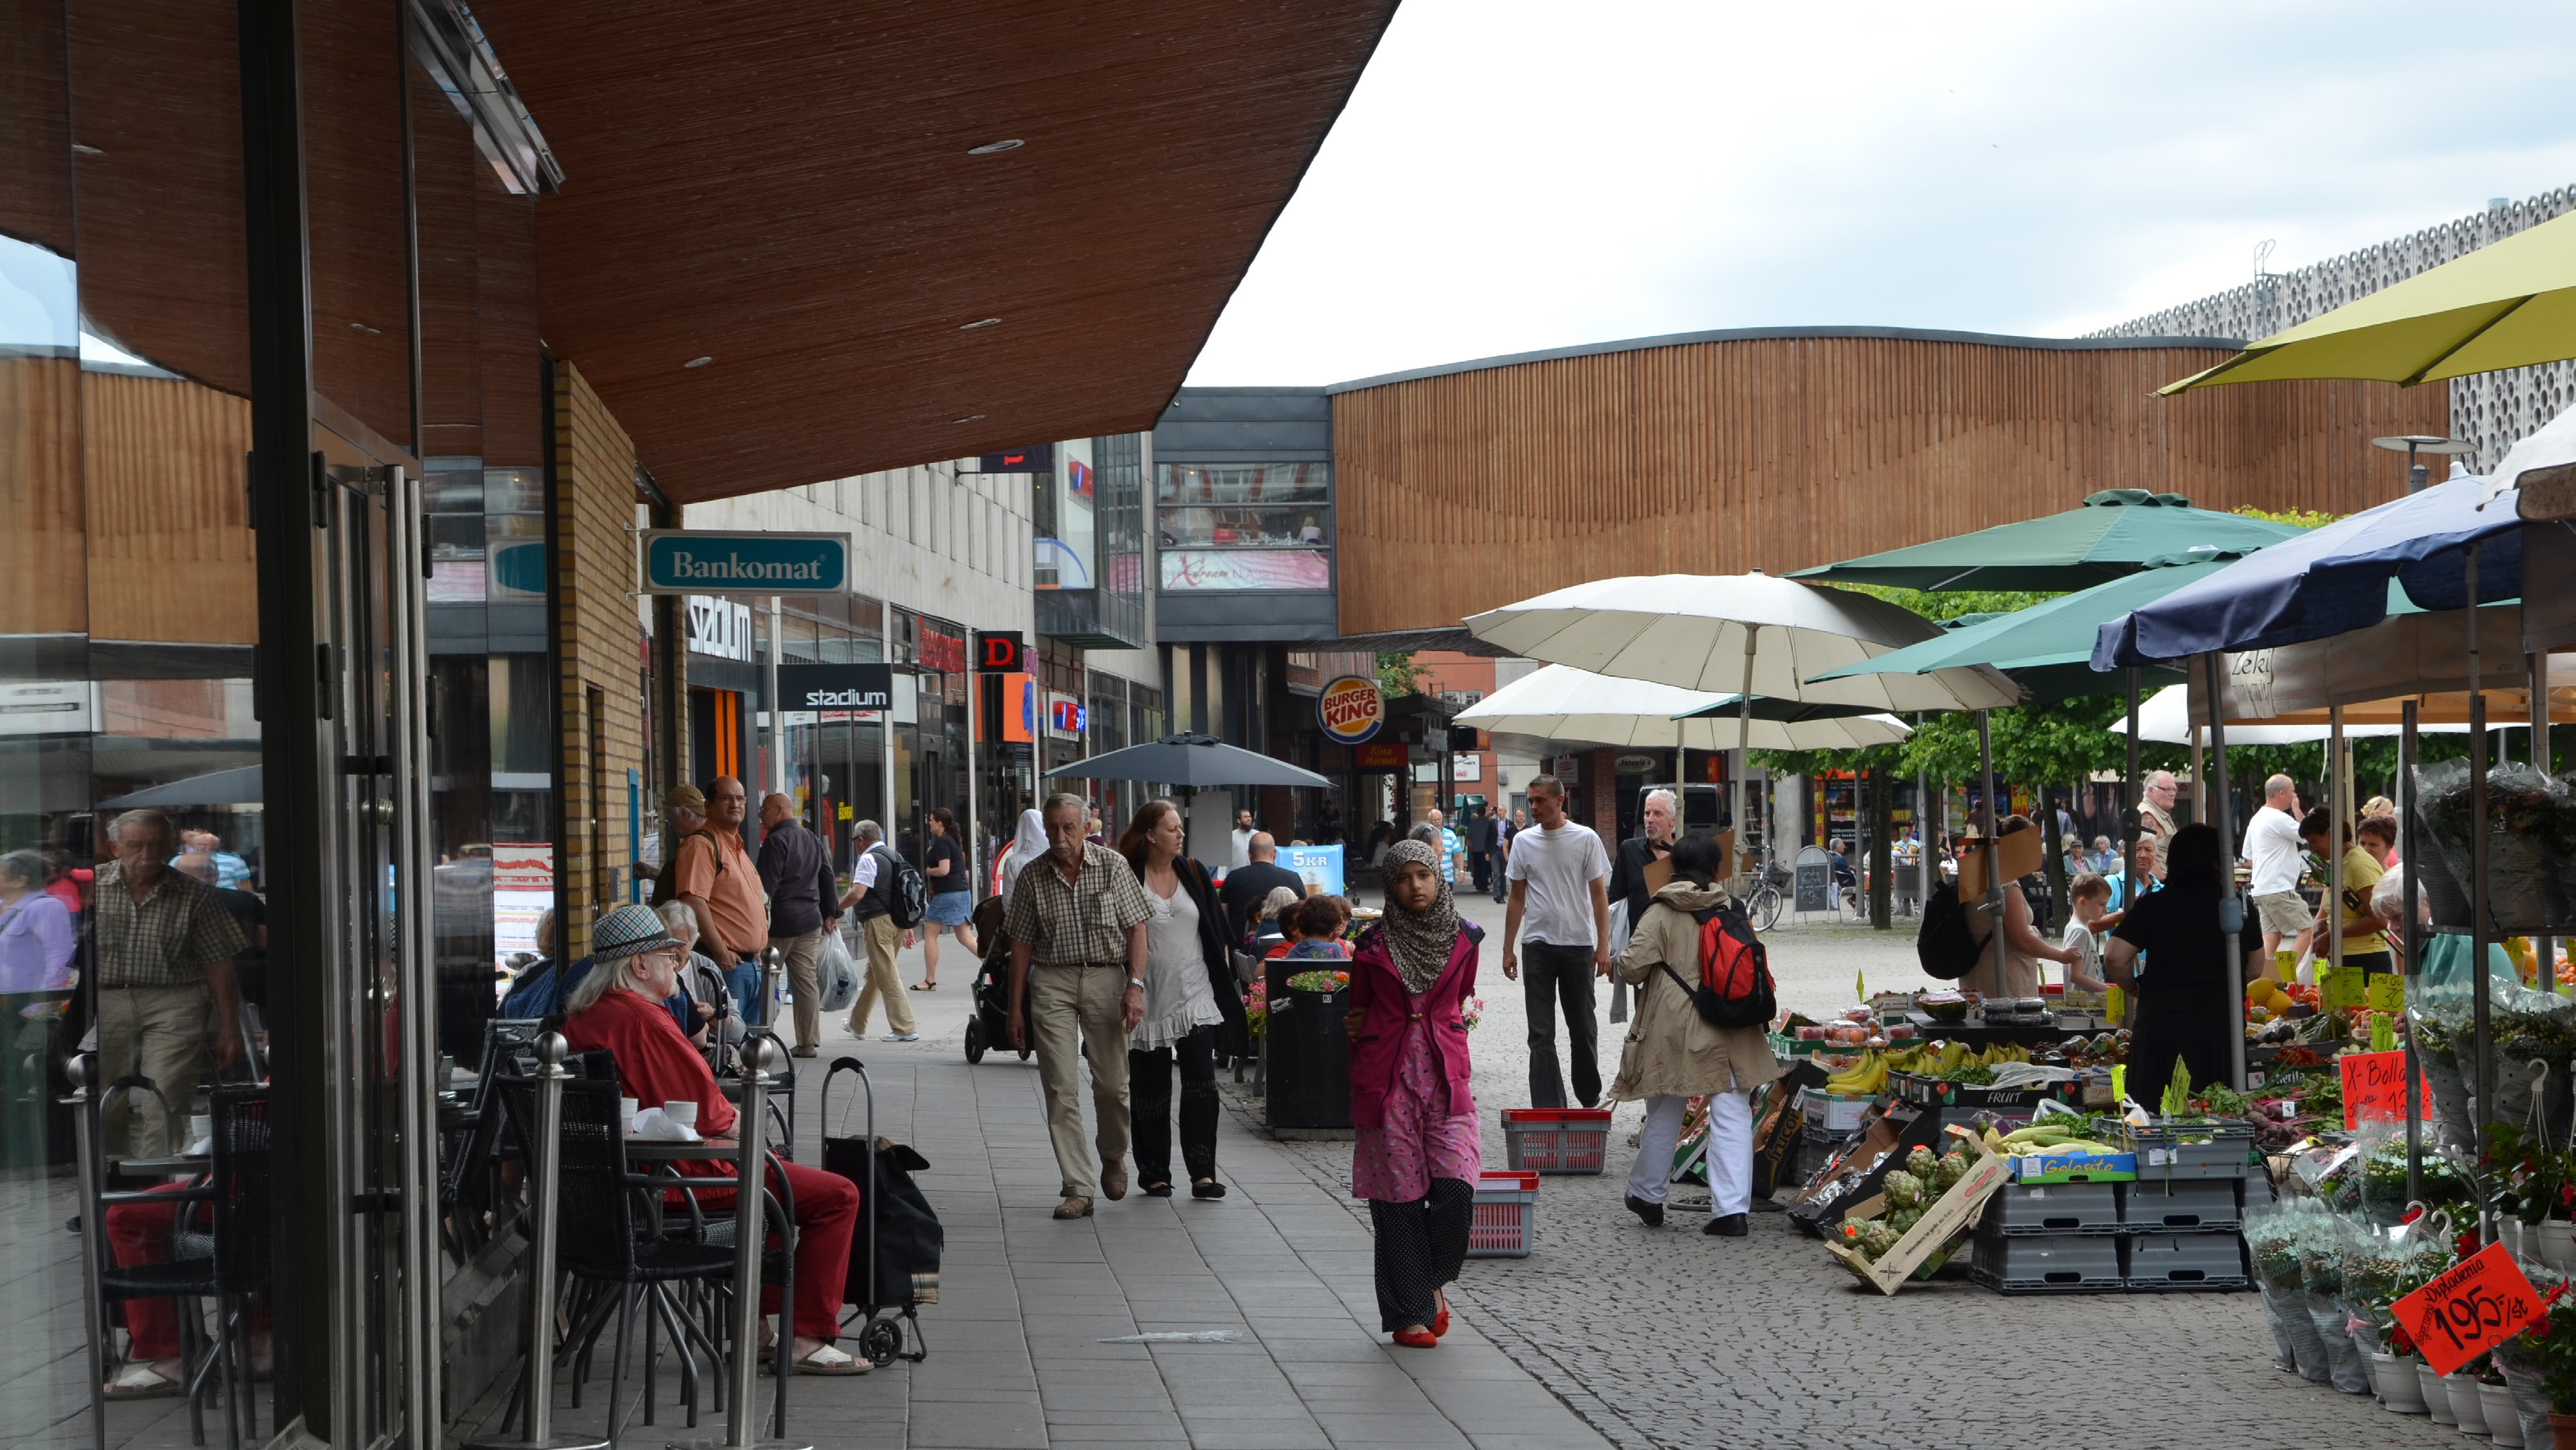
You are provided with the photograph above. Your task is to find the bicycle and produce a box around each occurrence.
[1732,848,1789,933]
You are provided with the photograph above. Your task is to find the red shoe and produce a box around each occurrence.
[1433,1307,1450,1338]
[1393,1326,1438,1349]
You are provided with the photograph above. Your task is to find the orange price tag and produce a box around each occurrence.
[2337,1049,2430,1131]
[2393,1242,2544,1377]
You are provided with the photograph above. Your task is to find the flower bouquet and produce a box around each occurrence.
[1459,997,1483,1032]
[1244,977,1268,1038]
[1284,969,1350,994]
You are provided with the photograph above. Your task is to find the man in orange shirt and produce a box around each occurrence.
[671,776,772,1022]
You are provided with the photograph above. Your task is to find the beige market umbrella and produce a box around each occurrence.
[1455,665,1911,752]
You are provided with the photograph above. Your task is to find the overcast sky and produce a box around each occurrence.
[1188,0,2576,387]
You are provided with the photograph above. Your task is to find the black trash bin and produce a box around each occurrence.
[1263,961,1352,1132]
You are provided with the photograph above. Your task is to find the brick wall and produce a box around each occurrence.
[552,361,646,960]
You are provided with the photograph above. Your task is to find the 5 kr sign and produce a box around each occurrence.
[2393,1242,2544,1376]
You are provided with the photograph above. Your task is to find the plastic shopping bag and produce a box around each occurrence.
[819,926,861,1013]
[1606,899,1631,1023]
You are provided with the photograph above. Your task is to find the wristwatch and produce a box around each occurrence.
[1128,977,1146,991]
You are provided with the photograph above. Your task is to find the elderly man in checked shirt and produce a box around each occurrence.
[1006,793,1152,1220]
[94,810,248,1157]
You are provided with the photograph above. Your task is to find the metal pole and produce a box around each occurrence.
[68,1054,107,1450]
[1915,716,1931,915]
[2534,651,2554,992]
[2124,666,2141,918]
[1977,711,2004,992]
[761,944,783,1033]
[2469,547,2494,1243]
[2328,706,2345,985]
[766,597,785,797]
[882,600,896,844]
[2402,697,2422,1202]
[466,1033,606,1450]
[1735,625,1757,854]
[966,651,981,902]
[671,1036,805,1450]
[2202,653,2246,1092]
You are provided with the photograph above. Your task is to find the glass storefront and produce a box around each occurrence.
[1155,461,1332,592]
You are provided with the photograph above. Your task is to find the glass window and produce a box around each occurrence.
[1156,503,1330,550]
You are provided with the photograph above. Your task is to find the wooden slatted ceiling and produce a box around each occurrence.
[1332,335,2451,637]
[477,0,1397,502]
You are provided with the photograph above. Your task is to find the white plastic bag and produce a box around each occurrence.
[819,926,861,1013]
[1606,899,1631,1023]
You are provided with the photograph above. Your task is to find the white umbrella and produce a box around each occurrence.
[2110,685,2409,745]
[1461,572,2020,711]
[1454,665,1911,752]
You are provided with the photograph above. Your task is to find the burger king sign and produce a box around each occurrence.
[1317,675,1384,744]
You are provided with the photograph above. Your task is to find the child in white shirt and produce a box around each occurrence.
[2061,872,2114,993]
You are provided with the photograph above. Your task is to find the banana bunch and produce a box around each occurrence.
[1824,1051,1889,1096]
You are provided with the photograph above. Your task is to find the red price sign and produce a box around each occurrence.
[2337,1049,2431,1131]
[2393,1242,2544,1377]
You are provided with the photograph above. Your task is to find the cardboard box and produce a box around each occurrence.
[1800,1091,1876,1135]
[1823,1138,2012,1295]
[1789,1103,1945,1231]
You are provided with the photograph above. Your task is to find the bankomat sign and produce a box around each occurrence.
[641,530,851,593]
[777,664,894,711]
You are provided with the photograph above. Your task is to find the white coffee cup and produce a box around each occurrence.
[188,1114,212,1147]
[619,1096,639,1134]
[662,1100,699,1130]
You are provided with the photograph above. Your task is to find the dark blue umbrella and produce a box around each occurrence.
[2093,473,2530,667]
[1043,732,1329,788]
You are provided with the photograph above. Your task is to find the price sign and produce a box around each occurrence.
[2337,1049,2433,1131]
[2393,1242,2544,1377]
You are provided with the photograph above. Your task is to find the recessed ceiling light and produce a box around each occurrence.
[959,317,1002,330]
[951,415,985,424]
[966,139,1023,155]
[72,144,102,157]
[349,321,382,334]
[684,356,713,368]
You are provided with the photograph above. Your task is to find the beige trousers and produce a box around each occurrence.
[96,983,209,1158]
[1028,964,1131,1198]
[847,915,916,1037]
[772,926,827,1050]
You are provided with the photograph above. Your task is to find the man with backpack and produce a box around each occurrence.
[667,778,771,1024]
[839,819,923,1042]
[1609,834,1780,1237]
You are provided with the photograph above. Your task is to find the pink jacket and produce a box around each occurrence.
[1345,925,1480,1130]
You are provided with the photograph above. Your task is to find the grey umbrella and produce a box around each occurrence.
[1043,733,1329,788]
[97,764,264,809]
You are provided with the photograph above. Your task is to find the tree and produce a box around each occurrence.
[1375,651,1431,698]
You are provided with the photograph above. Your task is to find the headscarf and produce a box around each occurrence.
[1377,838,1458,995]
[1001,809,1048,895]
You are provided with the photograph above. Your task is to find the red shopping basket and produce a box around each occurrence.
[1500,1108,1612,1174]
[1467,1170,1539,1258]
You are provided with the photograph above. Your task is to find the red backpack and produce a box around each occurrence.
[1657,903,1775,1030]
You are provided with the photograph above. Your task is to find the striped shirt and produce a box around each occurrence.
[1003,842,1151,966]
[96,862,248,989]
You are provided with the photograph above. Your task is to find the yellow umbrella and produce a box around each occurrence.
[2160,208,2576,393]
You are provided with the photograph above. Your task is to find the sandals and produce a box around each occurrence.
[105,1362,187,1399]
[1053,1195,1095,1219]
[762,1342,872,1376]
[911,981,937,992]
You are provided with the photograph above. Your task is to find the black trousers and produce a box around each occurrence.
[1522,941,1601,1108]
[1369,1178,1473,1332]
[1467,852,1491,894]
[1130,1024,1218,1186]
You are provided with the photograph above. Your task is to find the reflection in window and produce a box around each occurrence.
[1153,463,1332,591]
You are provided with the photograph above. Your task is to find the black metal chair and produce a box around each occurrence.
[441,1018,548,1263]
[97,1084,270,1450]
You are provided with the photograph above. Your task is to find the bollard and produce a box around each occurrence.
[760,947,784,1032]
[466,1033,605,1450]
[672,1034,804,1450]
[69,1053,107,1450]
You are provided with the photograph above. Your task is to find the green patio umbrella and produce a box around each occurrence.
[1799,555,2238,702]
[1786,489,2303,592]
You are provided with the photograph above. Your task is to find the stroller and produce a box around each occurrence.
[962,897,1031,1065]
[821,1056,942,1366]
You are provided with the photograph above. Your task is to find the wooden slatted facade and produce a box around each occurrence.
[1330,331,2451,636]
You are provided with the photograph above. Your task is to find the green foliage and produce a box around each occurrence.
[2230,503,2341,532]
[1374,651,1431,698]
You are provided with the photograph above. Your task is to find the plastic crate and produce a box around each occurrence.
[2121,1178,2242,1234]
[1501,1108,1612,1174]
[2124,1232,2250,1291]
[1979,1181,2121,1237]
[1968,1231,2125,1294]
[1466,1169,1539,1258]
[2119,1120,2256,1180]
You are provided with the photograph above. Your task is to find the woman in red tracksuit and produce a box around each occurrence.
[562,904,866,1374]
[1342,838,1482,1349]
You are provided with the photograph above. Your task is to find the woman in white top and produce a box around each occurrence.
[1116,799,1245,1198]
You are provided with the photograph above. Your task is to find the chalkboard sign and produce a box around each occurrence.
[1793,845,1834,915]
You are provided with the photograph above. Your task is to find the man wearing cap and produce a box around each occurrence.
[757,792,839,1058]
[669,778,771,1022]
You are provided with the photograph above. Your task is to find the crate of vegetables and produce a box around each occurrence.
[2117,1119,2257,1180]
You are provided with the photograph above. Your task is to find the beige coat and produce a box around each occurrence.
[1610,879,1784,1101]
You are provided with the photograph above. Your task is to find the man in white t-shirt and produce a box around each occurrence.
[1503,775,1612,1108]
[1229,809,1255,871]
[2242,774,2311,964]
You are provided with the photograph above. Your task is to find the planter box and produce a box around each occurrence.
[1261,971,1351,1133]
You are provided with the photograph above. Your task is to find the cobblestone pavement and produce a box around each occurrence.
[1231,893,2466,1450]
